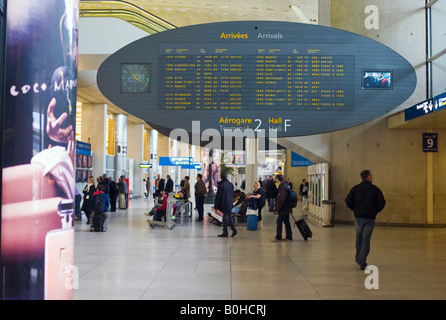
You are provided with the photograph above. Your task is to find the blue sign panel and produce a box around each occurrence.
[405,98,434,121]
[434,92,446,111]
[159,157,194,166]
[291,151,314,167]
[423,133,438,152]
[76,140,92,156]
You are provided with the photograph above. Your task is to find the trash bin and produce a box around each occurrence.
[321,200,335,227]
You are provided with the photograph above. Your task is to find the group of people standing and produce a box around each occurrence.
[215,170,386,270]
[81,174,129,231]
[213,173,302,240]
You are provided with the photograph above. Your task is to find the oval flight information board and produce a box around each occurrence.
[97,21,416,142]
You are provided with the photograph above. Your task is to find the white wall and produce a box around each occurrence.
[79,17,149,54]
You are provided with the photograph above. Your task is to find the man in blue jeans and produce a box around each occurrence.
[345,170,386,270]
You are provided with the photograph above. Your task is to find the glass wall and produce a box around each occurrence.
[427,0,446,97]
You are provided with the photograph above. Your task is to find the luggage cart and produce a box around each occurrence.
[148,193,176,230]
[173,201,192,225]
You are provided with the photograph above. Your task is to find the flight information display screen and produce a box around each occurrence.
[158,43,355,112]
[97,21,417,138]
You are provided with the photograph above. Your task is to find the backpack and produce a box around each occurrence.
[284,183,298,209]
[288,188,298,208]
[93,192,105,214]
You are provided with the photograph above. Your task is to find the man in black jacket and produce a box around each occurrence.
[345,170,386,270]
[195,174,206,221]
[272,174,293,242]
[165,175,174,194]
[265,175,277,212]
[214,173,237,237]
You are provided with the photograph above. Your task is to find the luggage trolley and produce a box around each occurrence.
[148,193,176,230]
[173,201,192,225]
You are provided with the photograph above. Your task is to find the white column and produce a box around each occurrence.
[245,138,258,194]
[81,103,107,179]
[115,114,128,181]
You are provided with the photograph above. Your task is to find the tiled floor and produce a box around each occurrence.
[73,197,446,300]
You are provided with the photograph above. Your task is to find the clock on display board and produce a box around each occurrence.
[120,63,151,93]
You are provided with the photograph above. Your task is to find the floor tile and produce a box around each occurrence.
[73,197,446,300]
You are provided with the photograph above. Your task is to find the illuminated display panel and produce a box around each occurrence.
[158,43,355,111]
[97,21,417,139]
[362,70,392,89]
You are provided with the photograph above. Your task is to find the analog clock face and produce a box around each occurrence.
[120,63,151,93]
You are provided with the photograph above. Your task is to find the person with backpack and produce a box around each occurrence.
[91,183,110,232]
[272,174,293,242]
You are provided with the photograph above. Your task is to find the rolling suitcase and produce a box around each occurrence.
[291,213,313,241]
[91,213,103,232]
[246,214,258,230]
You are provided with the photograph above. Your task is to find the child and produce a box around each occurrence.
[91,183,110,231]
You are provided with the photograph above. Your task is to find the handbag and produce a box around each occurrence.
[246,208,258,216]
[247,198,258,210]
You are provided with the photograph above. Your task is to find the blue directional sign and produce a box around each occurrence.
[291,151,314,167]
[158,157,194,167]
[434,92,446,111]
[405,98,434,121]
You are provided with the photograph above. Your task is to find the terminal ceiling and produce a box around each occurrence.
[77,0,318,129]
[77,0,442,132]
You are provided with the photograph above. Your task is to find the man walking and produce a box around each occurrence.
[345,170,386,270]
[214,173,237,237]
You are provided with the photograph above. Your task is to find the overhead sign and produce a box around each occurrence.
[158,157,194,167]
[405,98,434,121]
[76,140,92,156]
[98,21,416,142]
[194,162,202,170]
[434,92,446,111]
[291,151,314,167]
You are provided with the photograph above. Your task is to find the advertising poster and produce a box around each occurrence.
[1,0,79,300]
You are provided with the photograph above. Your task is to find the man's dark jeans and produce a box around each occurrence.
[196,195,205,220]
[276,213,292,240]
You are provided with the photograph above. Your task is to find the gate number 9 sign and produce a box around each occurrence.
[423,133,438,152]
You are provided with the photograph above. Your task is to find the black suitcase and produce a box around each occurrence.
[92,213,104,232]
[291,213,313,241]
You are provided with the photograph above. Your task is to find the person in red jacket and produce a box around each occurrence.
[153,191,168,221]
